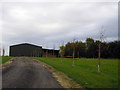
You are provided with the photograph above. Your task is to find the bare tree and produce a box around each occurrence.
[60,41,64,63]
[98,43,100,72]
[53,44,55,57]
[98,26,105,72]
[46,45,48,58]
[72,37,76,67]
[2,48,5,56]
[76,41,80,58]
[62,41,64,63]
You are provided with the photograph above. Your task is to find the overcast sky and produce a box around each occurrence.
[0,0,118,55]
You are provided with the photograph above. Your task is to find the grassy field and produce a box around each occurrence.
[31,57,118,88]
[1,56,12,64]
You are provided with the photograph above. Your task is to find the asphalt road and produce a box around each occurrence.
[2,57,62,88]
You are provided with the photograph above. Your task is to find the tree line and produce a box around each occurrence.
[59,38,120,59]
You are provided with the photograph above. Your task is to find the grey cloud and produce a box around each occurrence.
[1,2,118,55]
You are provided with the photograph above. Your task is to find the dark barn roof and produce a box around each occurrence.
[10,43,42,48]
[42,48,59,51]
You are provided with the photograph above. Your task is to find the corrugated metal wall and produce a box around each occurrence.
[10,44,42,57]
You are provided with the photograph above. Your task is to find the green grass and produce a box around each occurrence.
[30,57,118,88]
[1,56,12,64]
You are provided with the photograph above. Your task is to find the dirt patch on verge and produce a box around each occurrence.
[32,58,84,89]
[2,58,14,70]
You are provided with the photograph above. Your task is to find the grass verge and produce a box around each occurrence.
[30,57,118,88]
[2,56,12,64]
[31,58,83,88]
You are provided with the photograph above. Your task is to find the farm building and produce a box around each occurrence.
[42,48,59,58]
[9,43,59,57]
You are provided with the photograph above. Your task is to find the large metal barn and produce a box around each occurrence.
[9,43,59,57]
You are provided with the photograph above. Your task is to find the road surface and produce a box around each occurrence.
[2,57,62,88]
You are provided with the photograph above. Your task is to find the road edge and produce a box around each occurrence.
[2,57,15,70]
[31,58,85,89]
